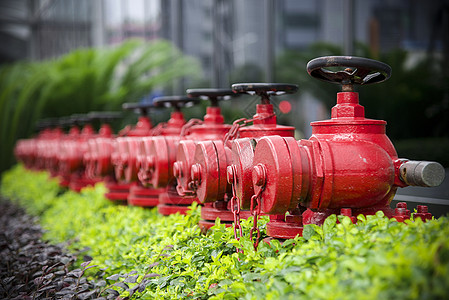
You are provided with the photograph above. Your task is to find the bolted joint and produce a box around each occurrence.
[253,163,267,187]
[173,161,182,178]
[414,205,432,222]
[191,163,202,182]
[417,205,428,213]
[340,208,353,217]
[338,208,357,224]
[396,202,407,209]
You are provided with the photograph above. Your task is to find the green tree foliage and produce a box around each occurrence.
[0,39,201,175]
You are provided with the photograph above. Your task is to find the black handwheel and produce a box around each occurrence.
[153,96,200,111]
[57,116,75,129]
[231,83,298,104]
[36,118,60,130]
[88,111,122,123]
[70,114,90,126]
[122,102,155,115]
[186,88,237,106]
[307,56,391,89]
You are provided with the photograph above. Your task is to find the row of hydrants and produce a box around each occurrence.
[14,56,445,240]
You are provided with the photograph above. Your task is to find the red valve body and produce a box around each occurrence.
[152,106,231,215]
[42,127,64,176]
[15,139,35,169]
[173,107,231,195]
[85,124,114,180]
[107,116,153,202]
[127,111,186,207]
[252,92,434,239]
[64,124,99,192]
[137,111,185,188]
[58,126,81,187]
[191,103,295,231]
[15,128,54,170]
[113,116,153,183]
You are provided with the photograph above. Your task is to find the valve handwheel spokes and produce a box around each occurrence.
[186,88,236,106]
[122,102,156,116]
[307,56,392,90]
[153,96,200,111]
[88,111,122,123]
[232,83,298,103]
[186,88,238,112]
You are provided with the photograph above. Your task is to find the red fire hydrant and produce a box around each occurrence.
[14,139,32,168]
[31,120,55,171]
[61,115,97,192]
[15,120,55,170]
[84,112,121,182]
[186,84,298,231]
[107,102,154,202]
[147,90,234,215]
[246,56,445,239]
[129,96,199,207]
[40,119,64,175]
[58,117,81,187]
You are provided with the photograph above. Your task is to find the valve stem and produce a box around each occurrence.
[342,84,353,92]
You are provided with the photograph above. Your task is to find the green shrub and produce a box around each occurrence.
[2,165,449,299]
[1,164,61,215]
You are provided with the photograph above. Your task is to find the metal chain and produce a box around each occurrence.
[187,180,198,195]
[229,165,243,253]
[223,118,247,146]
[249,186,264,251]
[180,119,203,136]
[223,113,276,146]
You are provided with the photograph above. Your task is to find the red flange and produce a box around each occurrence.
[105,181,132,202]
[127,185,165,207]
[147,136,181,188]
[158,204,192,216]
[199,203,255,232]
[158,185,199,215]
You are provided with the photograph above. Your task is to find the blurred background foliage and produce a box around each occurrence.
[0,39,201,174]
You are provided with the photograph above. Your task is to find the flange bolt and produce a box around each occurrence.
[173,161,182,178]
[340,208,352,217]
[226,166,234,184]
[253,163,267,186]
[417,205,428,213]
[191,163,202,182]
[147,155,155,170]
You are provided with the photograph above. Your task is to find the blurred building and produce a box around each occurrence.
[2,0,447,75]
[0,0,91,61]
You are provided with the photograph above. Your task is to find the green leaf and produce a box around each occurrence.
[302,225,316,240]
